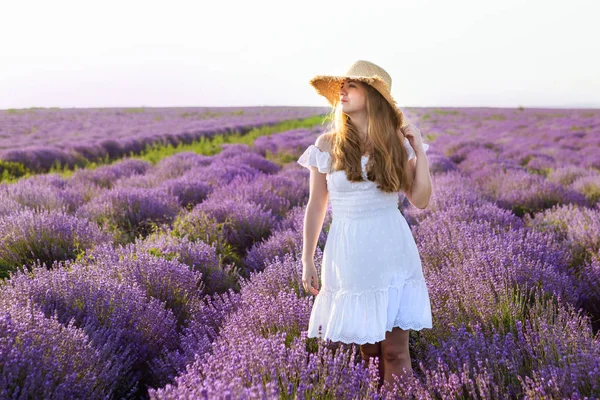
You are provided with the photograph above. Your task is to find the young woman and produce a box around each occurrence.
[297,60,434,390]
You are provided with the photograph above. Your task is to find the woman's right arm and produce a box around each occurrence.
[302,170,328,263]
[301,134,331,296]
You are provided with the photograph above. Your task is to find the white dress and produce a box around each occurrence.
[297,138,433,345]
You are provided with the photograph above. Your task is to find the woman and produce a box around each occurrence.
[297,60,434,390]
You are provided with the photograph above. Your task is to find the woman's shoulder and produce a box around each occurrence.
[315,130,335,153]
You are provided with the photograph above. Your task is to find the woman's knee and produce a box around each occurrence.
[381,344,410,364]
[381,328,410,363]
[359,342,381,359]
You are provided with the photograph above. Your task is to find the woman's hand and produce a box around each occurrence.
[302,259,320,296]
[399,123,424,152]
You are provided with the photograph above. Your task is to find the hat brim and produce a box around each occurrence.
[309,74,404,123]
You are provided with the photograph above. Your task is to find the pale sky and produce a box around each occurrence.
[2,0,599,110]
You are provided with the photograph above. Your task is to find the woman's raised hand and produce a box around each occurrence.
[400,123,424,151]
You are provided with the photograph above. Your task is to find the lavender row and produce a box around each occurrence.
[0,106,327,172]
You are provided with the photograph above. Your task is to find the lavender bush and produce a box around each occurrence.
[0,300,120,399]
[414,209,575,330]
[1,261,181,398]
[524,204,600,267]
[0,209,112,278]
[172,198,278,269]
[206,174,292,219]
[69,158,153,189]
[243,205,331,272]
[76,187,180,243]
[141,233,240,294]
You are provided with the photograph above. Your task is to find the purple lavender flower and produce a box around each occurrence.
[0,209,112,278]
[136,232,239,295]
[76,187,180,243]
[201,163,261,186]
[415,211,576,329]
[524,203,600,266]
[69,158,153,189]
[1,175,70,212]
[421,285,600,399]
[0,192,23,215]
[2,261,180,398]
[547,165,598,186]
[578,250,600,331]
[477,169,589,216]
[0,300,120,399]
[206,174,291,219]
[243,205,331,273]
[571,174,600,205]
[154,152,213,181]
[84,242,204,328]
[173,198,278,265]
[213,151,281,175]
[160,175,213,208]
[401,170,492,225]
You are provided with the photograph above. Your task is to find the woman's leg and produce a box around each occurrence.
[380,327,412,390]
[359,342,385,388]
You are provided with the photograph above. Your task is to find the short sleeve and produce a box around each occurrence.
[297,144,331,174]
[404,137,429,161]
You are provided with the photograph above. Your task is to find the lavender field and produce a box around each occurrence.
[0,106,326,173]
[1,106,599,399]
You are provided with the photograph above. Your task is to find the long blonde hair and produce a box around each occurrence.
[323,81,413,193]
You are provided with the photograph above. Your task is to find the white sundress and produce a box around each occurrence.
[297,138,433,345]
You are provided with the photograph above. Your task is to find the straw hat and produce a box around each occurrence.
[309,60,405,124]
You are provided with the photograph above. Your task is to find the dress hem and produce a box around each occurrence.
[306,321,434,345]
[306,274,433,345]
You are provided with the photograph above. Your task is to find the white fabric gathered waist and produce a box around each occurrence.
[328,190,400,220]
[332,206,400,220]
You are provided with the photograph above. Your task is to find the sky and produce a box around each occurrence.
[1,0,599,110]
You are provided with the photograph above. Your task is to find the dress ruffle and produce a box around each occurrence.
[307,271,433,345]
[297,144,331,174]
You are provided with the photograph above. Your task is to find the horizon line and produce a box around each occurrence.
[2,104,600,112]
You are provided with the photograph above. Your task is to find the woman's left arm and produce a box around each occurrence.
[400,123,432,209]
[407,148,432,209]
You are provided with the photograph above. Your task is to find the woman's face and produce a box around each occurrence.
[339,79,366,114]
